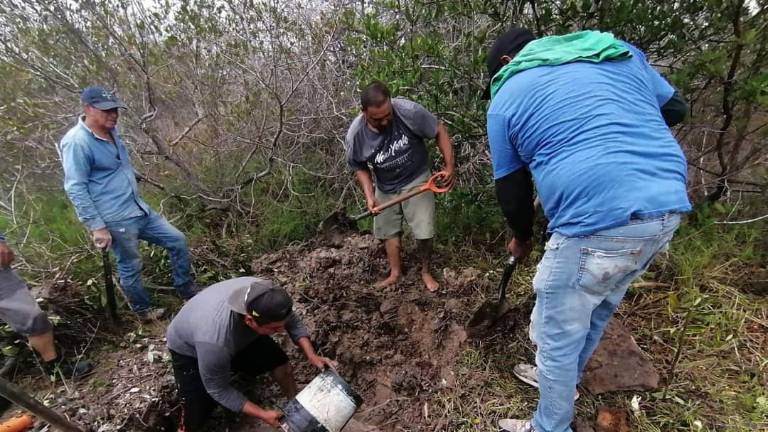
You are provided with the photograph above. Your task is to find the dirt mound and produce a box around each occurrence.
[252,234,492,429]
[7,235,663,431]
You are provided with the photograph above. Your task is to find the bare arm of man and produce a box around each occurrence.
[354,169,380,214]
[296,336,338,370]
[434,122,456,189]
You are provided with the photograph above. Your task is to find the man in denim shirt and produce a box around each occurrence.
[59,86,196,320]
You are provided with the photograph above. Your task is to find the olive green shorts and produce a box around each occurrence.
[374,171,435,240]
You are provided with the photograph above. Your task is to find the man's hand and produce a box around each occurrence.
[0,241,15,269]
[91,228,112,250]
[366,196,381,215]
[436,167,456,190]
[243,401,283,427]
[309,355,338,371]
[506,237,532,260]
[259,409,283,427]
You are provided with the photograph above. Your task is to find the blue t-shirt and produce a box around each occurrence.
[487,43,691,237]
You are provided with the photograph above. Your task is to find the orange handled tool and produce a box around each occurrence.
[351,171,452,221]
[0,415,34,432]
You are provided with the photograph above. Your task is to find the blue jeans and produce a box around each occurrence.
[530,214,681,432]
[107,210,194,312]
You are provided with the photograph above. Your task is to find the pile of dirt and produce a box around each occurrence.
[253,233,663,431]
[252,234,494,429]
[7,233,661,431]
[7,234,495,431]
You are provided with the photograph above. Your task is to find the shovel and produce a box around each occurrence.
[101,248,119,324]
[466,256,517,337]
[318,171,451,235]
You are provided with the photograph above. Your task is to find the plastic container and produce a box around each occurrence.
[280,369,363,432]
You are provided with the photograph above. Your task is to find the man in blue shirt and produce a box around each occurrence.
[59,87,196,320]
[485,29,691,432]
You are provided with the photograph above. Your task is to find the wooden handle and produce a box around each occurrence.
[101,250,119,324]
[0,378,84,432]
[351,186,428,221]
[0,415,34,432]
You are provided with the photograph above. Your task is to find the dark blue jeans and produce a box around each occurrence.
[106,210,194,312]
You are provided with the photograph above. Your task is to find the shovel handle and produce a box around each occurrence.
[101,249,119,324]
[351,186,425,220]
[497,256,517,303]
[351,171,451,221]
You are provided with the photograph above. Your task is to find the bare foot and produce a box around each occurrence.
[421,271,439,292]
[374,273,401,288]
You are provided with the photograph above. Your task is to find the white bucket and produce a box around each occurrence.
[280,369,363,432]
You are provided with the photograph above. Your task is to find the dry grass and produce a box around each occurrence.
[434,217,767,431]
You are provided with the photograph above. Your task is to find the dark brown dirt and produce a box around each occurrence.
[595,407,631,432]
[251,233,491,430]
[8,232,662,431]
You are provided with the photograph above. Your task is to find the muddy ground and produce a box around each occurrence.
[7,232,644,431]
[251,233,507,430]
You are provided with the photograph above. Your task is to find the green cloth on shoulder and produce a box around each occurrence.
[490,30,633,99]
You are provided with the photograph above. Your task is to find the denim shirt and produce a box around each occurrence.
[59,118,149,231]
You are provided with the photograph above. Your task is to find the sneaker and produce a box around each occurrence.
[499,419,534,432]
[513,363,580,400]
[513,364,539,388]
[137,307,166,322]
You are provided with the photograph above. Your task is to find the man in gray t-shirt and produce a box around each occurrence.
[346,81,455,292]
[166,277,337,430]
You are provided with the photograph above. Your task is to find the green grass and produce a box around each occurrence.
[2,183,765,431]
[433,206,766,431]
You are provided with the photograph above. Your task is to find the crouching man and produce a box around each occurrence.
[166,277,337,430]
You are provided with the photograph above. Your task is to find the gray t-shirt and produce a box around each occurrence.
[166,277,309,412]
[346,97,439,193]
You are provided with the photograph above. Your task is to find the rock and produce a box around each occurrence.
[595,407,631,432]
[582,318,660,394]
[443,267,482,288]
[343,418,382,432]
[439,367,456,388]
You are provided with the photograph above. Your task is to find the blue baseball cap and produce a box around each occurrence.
[80,86,127,110]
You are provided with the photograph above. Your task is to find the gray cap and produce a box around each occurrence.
[226,278,293,324]
[227,278,274,315]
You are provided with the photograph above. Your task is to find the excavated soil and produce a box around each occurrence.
[251,233,505,430]
[8,232,651,431]
[8,233,508,431]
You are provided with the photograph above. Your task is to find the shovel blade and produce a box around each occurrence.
[317,211,359,242]
[466,300,511,337]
